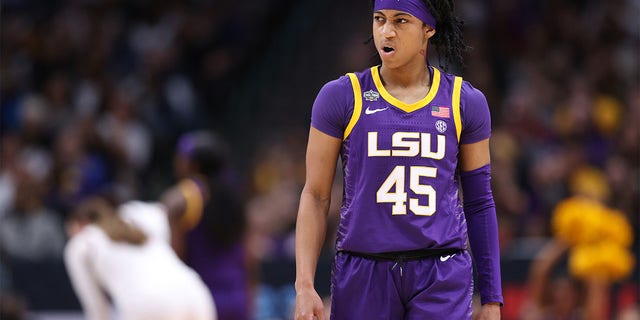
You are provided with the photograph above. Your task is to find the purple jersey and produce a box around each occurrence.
[179,178,250,320]
[311,66,491,253]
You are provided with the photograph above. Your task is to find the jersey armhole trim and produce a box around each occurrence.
[452,76,463,142]
[344,73,362,140]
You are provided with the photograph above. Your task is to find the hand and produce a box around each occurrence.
[294,286,324,320]
[474,303,501,320]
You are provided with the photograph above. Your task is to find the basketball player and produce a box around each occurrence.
[160,131,250,320]
[64,198,216,320]
[294,0,503,319]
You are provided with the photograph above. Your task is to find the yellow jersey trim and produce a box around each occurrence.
[371,66,441,113]
[344,73,362,140]
[177,179,204,231]
[452,76,463,142]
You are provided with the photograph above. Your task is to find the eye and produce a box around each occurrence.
[397,18,408,24]
[374,15,385,23]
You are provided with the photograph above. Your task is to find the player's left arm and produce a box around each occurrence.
[459,140,503,319]
[459,139,490,171]
[458,80,503,317]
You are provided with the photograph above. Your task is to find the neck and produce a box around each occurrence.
[379,58,430,88]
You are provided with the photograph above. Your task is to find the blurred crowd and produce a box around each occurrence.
[461,0,638,244]
[0,0,638,319]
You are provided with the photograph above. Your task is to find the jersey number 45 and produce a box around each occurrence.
[377,165,437,216]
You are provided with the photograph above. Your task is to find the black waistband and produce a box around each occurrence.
[339,248,463,261]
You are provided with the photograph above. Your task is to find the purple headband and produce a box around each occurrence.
[374,0,436,29]
[177,133,196,158]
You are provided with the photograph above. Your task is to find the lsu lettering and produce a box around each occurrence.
[367,131,446,159]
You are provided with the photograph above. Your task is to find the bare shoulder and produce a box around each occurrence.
[159,185,187,220]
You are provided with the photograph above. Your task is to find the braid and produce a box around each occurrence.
[423,0,469,71]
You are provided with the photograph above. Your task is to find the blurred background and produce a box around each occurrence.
[0,0,638,319]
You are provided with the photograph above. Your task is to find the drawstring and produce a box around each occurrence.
[391,257,404,277]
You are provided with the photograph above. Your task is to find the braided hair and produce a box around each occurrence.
[422,0,469,71]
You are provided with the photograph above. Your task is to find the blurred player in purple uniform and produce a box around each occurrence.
[161,131,250,320]
[295,1,503,319]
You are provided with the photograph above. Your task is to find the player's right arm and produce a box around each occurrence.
[295,127,342,320]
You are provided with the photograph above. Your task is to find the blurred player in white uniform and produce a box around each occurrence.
[64,197,217,320]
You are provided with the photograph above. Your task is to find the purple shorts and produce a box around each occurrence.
[330,250,473,320]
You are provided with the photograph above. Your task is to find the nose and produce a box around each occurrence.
[381,22,396,37]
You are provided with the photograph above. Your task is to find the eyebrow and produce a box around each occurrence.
[373,11,413,18]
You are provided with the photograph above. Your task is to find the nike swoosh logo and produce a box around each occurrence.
[365,106,389,115]
[440,254,456,262]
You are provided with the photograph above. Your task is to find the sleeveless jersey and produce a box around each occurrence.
[177,178,249,320]
[311,66,492,254]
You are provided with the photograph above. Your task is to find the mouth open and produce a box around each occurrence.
[383,46,395,53]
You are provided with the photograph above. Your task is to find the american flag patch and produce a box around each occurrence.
[431,106,450,118]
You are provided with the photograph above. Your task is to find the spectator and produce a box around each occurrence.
[48,121,112,216]
[0,150,64,262]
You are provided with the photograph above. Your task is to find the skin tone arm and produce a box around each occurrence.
[531,241,569,309]
[583,278,610,320]
[160,187,188,259]
[458,139,490,171]
[459,138,501,320]
[294,127,342,320]
[521,239,569,320]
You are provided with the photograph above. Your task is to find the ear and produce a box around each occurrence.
[425,25,436,39]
